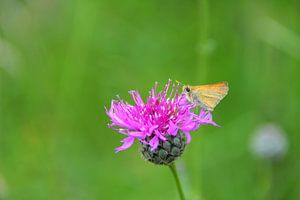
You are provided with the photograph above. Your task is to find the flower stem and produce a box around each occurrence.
[169,163,185,200]
[197,0,210,83]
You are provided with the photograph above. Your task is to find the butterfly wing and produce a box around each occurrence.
[190,81,229,111]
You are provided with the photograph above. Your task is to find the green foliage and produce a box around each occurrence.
[0,0,300,199]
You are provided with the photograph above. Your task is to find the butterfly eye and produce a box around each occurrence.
[185,87,190,92]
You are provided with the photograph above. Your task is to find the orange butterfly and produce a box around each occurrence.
[177,81,229,111]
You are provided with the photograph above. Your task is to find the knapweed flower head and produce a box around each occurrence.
[106,79,219,151]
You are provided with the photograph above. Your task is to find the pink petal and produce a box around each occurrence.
[149,125,159,134]
[149,136,159,151]
[155,130,167,141]
[167,121,178,136]
[180,121,198,131]
[183,131,192,143]
[127,131,145,137]
[129,90,144,106]
[115,136,135,153]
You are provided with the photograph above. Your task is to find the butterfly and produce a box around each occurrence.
[177,81,229,111]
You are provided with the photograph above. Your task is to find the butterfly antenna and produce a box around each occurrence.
[176,80,184,86]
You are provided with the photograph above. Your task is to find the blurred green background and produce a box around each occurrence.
[0,0,300,199]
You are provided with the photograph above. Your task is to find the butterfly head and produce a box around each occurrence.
[183,85,191,94]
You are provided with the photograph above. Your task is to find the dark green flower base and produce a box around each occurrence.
[140,132,186,165]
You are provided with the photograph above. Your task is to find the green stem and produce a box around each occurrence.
[266,161,274,200]
[197,0,210,83]
[169,163,185,200]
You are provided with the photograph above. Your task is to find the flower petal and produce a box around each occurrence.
[149,136,159,151]
[167,121,178,136]
[129,90,144,106]
[115,136,135,153]
[197,110,220,127]
[183,131,192,143]
[155,130,167,141]
[127,131,145,137]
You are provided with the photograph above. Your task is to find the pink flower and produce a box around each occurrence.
[106,80,219,152]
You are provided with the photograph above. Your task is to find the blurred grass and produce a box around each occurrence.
[0,0,300,199]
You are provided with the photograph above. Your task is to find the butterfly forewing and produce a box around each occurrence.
[190,81,228,111]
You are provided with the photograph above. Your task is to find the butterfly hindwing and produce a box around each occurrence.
[190,81,228,111]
